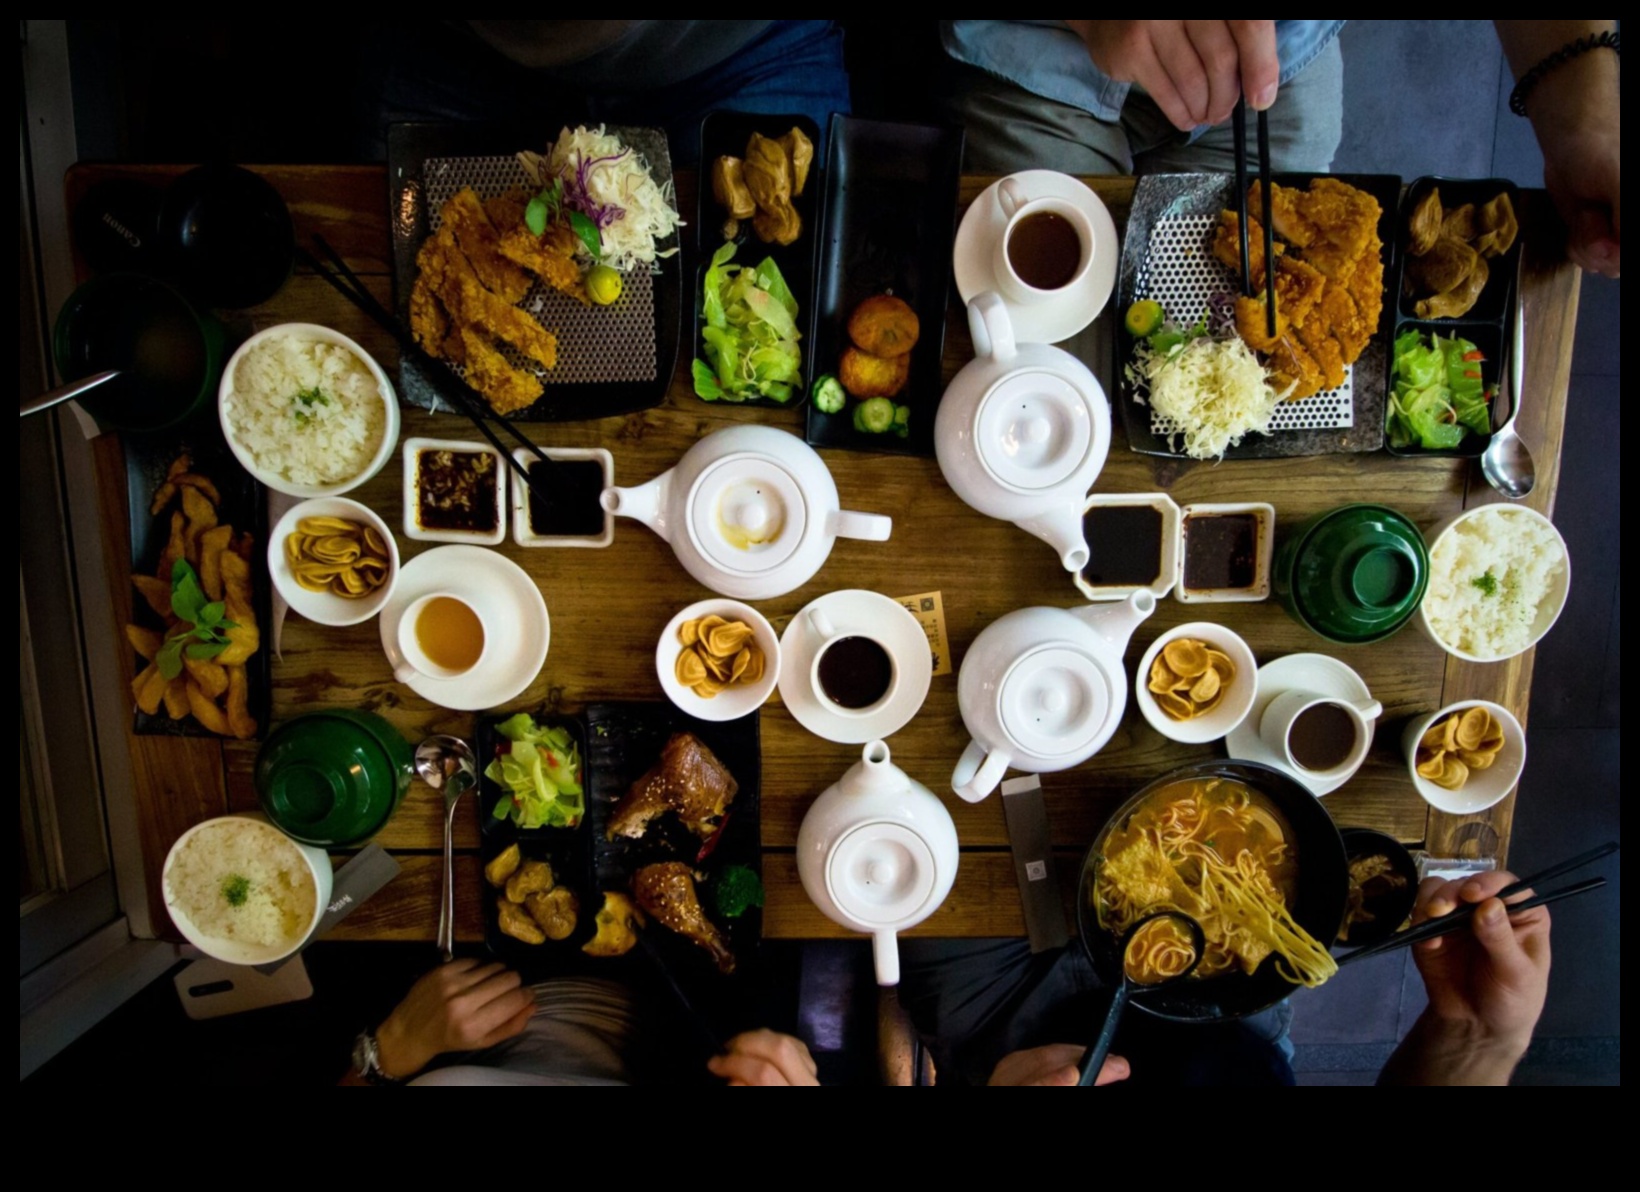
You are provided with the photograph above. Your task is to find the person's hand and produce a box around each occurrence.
[708,1030,820,1086]
[1532,64,1622,278]
[373,959,535,1079]
[1065,20,1279,131]
[988,1044,1130,1087]
[1411,870,1551,1054]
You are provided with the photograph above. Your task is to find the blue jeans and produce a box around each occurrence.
[359,20,852,166]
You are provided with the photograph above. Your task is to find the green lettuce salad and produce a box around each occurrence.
[485,713,584,830]
[692,241,803,403]
[1387,330,1494,451]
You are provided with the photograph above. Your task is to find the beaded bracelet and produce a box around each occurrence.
[1509,30,1621,117]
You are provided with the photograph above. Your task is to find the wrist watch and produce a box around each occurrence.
[351,1030,402,1085]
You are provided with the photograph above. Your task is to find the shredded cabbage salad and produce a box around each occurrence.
[518,126,682,272]
[484,713,584,830]
[1128,323,1281,461]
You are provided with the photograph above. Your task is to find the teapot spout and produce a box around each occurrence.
[1015,504,1090,573]
[1070,588,1156,653]
[601,472,671,543]
[838,740,899,800]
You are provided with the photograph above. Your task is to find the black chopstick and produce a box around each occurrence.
[1339,877,1606,966]
[1256,107,1276,339]
[1233,100,1252,298]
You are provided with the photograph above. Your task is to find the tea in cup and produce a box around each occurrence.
[808,607,898,716]
[396,593,487,682]
[1260,691,1381,782]
[992,177,1096,306]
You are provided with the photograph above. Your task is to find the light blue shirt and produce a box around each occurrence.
[943,20,1345,131]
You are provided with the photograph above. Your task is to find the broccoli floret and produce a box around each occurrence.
[713,864,765,919]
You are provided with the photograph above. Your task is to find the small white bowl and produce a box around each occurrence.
[269,496,399,627]
[511,446,615,548]
[403,437,506,546]
[1075,492,1181,602]
[1416,505,1571,662]
[656,598,780,722]
[219,323,399,498]
[163,812,333,967]
[1134,622,1258,744]
[1402,699,1526,814]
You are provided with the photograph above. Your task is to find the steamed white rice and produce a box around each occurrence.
[225,336,385,485]
[165,818,318,952]
[1424,507,1566,658]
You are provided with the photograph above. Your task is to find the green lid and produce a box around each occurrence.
[1275,504,1429,645]
[256,711,412,847]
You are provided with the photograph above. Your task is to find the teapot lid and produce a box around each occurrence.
[975,369,1094,493]
[826,821,937,927]
[688,454,808,575]
[999,645,1111,759]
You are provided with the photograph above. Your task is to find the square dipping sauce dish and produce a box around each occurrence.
[1176,502,1275,603]
[1075,496,1274,604]
[510,447,614,548]
[403,437,506,546]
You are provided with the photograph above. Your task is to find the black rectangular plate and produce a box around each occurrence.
[125,415,270,737]
[1383,318,1505,459]
[387,121,682,423]
[689,110,822,411]
[805,115,964,457]
[1115,171,1402,459]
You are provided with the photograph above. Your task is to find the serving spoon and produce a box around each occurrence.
[1078,910,1207,1086]
[1480,256,1536,500]
[19,369,121,419]
[414,735,479,962]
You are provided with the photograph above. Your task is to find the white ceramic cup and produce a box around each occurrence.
[807,607,899,717]
[991,178,1096,307]
[1260,690,1383,783]
[395,592,489,683]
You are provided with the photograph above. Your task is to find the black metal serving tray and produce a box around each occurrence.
[477,702,762,1015]
[690,110,823,411]
[125,415,270,737]
[805,115,964,458]
[1115,171,1402,459]
[387,121,682,422]
[1384,176,1522,459]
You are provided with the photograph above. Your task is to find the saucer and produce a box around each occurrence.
[379,545,549,711]
[953,170,1119,345]
[778,590,933,745]
[1224,652,1375,797]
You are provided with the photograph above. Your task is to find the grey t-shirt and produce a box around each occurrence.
[467,21,773,91]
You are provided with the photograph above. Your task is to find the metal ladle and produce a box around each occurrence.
[1480,256,1536,500]
[414,735,479,962]
[18,370,121,419]
[1078,910,1207,1086]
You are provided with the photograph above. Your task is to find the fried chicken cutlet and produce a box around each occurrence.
[442,188,532,303]
[417,224,558,370]
[485,191,588,305]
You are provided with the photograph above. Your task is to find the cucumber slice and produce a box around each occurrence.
[853,397,896,434]
[812,374,846,414]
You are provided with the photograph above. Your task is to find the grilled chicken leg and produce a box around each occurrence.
[633,862,736,974]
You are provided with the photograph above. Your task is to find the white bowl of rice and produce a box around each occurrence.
[1417,505,1570,663]
[163,813,333,966]
[219,324,399,498]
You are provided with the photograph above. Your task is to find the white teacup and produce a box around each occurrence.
[807,607,899,717]
[1260,690,1382,783]
[991,177,1096,307]
[395,592,489,683]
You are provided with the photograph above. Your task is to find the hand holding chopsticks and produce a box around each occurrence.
[1232,98,1278,339]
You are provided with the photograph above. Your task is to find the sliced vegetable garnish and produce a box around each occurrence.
[694,241,803,404]
[484,713,584,830]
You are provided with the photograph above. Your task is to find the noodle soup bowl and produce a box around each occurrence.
[1078,760,1348,1023]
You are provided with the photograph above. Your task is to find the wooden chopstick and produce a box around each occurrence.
[1339,877,1606,967]
[1256,107,1276,339]
[1233,100,1252,298]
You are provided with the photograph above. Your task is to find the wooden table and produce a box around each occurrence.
[71,164,1580,946]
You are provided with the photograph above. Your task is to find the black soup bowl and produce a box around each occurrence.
[1076,759,1348,1023]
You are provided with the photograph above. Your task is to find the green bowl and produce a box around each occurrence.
[256,710,413,847]
[1274,504,1429,645]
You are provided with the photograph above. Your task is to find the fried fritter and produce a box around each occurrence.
[1230,255,1327,352]
[441,187,531,303]
[847,295,920,358]
[1211,210,1284,282]
[419,226,559,371]
[839,346,910,399]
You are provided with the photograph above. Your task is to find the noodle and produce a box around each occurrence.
[1097,778,1338,987]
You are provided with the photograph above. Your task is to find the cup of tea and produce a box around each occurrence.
[396,593,488,683]
[991,177,1096,307]
[807,607,899,717]
[1260,691,1382,782]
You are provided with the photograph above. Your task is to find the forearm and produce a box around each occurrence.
[1378,1011,1530,1087]
[1493,20,1620,127]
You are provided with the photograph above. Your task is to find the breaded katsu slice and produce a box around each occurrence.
[441,188,532,303]
[485,190,589,305]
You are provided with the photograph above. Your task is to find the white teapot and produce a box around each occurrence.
[602,425,891,600]
[796,740,958,986]
[934,291,1112,571]
[952,590,1155,803]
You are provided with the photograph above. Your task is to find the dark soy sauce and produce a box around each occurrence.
[817,635,894,709]
[1183,512,1258,591]
[527,459,606,537]
[1288,702,1357,771]
[1007,212,1083,290]
[1081,505,1164,587]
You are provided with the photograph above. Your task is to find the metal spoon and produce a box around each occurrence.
[1481,257,1536,500]
[414,735,479,962]
[19,370,121,419]
[1078,910,1207,1086]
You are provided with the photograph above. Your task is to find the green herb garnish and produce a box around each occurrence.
[155,559,239,680]
[524,179,564,237]
[1471,570,1499,597]
[291,386,329,425]
[713,865,765,920]
[222,874,252,908]
[567,211,602,260]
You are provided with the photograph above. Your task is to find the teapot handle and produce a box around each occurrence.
[967,291,1017,364]
[830,509,893,542]
[872,929,901,986]
[952,740,1010,803]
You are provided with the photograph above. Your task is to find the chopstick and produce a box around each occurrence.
[1339,877,1606,967]
[1233,100,1252,298]
[294,238,558,509]
[1338,840,1620,967]
[1256,108,1276,339]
